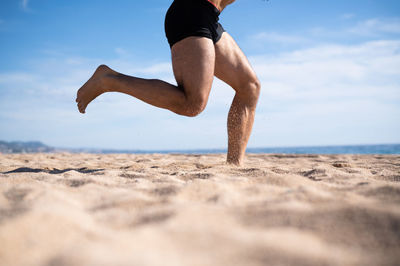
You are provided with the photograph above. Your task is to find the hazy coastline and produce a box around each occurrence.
[1,140,399,155]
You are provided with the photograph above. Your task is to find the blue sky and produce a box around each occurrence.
[0,0,399,150]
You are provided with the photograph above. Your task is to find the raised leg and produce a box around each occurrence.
[76,37,215,117]
[214,33,261,166]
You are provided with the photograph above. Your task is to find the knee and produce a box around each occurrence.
[240,76,261,107]
[180,96,208,117]
[249,77,261,101]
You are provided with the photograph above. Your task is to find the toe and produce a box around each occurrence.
[77,103,82,112]
[76,90,83,99]
[78,103,86,114]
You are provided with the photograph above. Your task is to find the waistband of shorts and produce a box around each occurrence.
[174,0,221,16]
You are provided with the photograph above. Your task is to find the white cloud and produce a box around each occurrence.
[251,17,400,47]
[340,13,355,20]
[137,63,172,75]
[251,32,308,44]
[114,47,130,57]
[251,40,400,102]
[349,18,400,36]
[21,0,29,11]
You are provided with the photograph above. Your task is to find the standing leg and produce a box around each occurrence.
[214,33,261,166]
[76,37,215,117]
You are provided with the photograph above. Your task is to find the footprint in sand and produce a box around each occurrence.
[1,187,31,222]
[152,186,179,197]
[332,161,352,168]
[3,187,31,203]
[299,169,327,181]
[133,211,175,226]
[181,173,213,181]
[361,186,400,203]
[64,179,92,188]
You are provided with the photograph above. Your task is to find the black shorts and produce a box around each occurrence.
[164,0,225,48]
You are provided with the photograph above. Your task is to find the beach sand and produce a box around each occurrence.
[0,153,399,266]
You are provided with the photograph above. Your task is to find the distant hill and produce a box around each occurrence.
[0,141,55,153]
[0,140,148,154]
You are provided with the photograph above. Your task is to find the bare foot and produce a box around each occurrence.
[76,64,113,113]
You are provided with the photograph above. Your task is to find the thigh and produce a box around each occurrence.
[214,32,258,92]
[171,37,215,102]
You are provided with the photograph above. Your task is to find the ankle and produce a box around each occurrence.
[95,64,115,92]
[227,155,243,166]
[101,74,114,92]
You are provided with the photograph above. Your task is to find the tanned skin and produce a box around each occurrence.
[76,0,260,166]
[209,0,236,11]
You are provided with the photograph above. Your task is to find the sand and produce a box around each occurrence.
[0,153,399,266]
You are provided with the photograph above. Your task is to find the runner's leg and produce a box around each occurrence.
[214,32,260,165]
[76,37,215,117]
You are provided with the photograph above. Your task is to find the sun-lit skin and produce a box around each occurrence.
[208,0,236,11]
[76,0,259,166]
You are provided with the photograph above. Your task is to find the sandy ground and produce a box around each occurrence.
[0,153,399,266]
